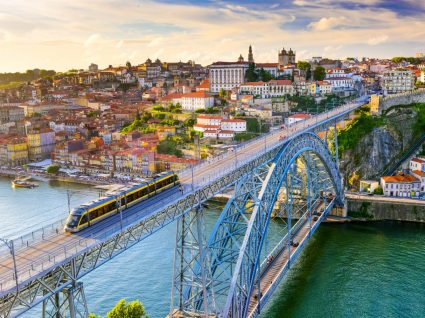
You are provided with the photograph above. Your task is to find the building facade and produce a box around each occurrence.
[278,47,296,66]
[209,61,249,93]
[382,69,415,95]
[381,174,421,197]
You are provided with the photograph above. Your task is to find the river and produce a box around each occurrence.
[1,177,424,317]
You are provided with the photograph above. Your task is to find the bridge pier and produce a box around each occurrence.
[42,282,88,318]
[170,205,215,317]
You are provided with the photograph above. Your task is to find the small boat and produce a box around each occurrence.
[11,178,38,189]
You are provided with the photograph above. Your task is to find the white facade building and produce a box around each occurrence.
[256,63,279,78]
[326,68,347,78]
[286,113,312,126]
[411,170,425,192]
[170,92,214,111]
[197,115,223,126]
[421,71,425,83]
[382,69,415,95]
[209,61,249,93]
[381,174,421,198]
[326,77,354,91]
[239,80,294,98]
[220,119,247,132]
[410,157,425,172]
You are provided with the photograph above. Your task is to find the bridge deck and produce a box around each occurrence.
[0,101,362,310]
[247,203,327,317]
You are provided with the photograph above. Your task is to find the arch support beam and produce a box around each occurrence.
[188,132,344,318]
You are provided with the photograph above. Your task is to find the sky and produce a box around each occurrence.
[0,0,424,72]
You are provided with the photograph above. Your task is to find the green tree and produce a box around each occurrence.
[218,88,227,99]
[126,61,132,69]
[157,140,183,157]
[152,105,164,111]
[313,66,326,81]
[297,61,312,80]
[183,118,195,127]
[47,164,60,174]
[373,187,384,195]
[106,299,147,318]
[141,112,152,123]
[245,63,259,82]
[258,68,273,81]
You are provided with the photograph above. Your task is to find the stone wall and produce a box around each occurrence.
[347,198,425,222]
[378,89,425,113]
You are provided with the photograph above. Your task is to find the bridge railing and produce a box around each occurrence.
[0,99,364,295]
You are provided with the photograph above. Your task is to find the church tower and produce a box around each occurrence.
[248,45,254,64]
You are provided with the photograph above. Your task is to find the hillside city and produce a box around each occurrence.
[0,47,425,195]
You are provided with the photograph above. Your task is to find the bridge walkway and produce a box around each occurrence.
[247,202,328,317]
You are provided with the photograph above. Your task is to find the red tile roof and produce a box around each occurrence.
[412,170,425,177]
[381,175,420,183]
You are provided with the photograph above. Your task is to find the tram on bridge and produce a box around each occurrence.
[64,171,180,233]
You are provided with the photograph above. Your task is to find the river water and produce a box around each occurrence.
[1,178,424,317]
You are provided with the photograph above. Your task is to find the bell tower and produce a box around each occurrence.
[248,45,254,64]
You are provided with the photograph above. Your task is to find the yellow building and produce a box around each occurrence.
[156,126,177,141]
[27,129,55,161]
[370,94,380,115]
[0,137,29,166]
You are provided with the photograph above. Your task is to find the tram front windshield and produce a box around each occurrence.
[67,215,80,227]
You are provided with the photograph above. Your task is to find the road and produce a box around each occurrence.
[0,99,365,300]
[345,193,425,205]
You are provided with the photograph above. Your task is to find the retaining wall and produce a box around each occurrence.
[347,198,425,222]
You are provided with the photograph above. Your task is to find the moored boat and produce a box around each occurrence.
[11,178,38,189]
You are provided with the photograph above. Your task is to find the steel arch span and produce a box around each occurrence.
[181,132,344,317]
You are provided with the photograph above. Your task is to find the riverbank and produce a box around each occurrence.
[0,169,117,186]
[347,196,425,222]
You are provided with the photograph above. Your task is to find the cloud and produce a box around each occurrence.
[294,0,382,6]
[308,17,349,30]
[115,40,123,48]
[367,34,389,45]
[0,0,424,71]
[84,34,101,47]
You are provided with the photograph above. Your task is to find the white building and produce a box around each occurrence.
[220,119,247,132]
[381,174,421,198]
[194,116,246,140]
[167,92,214,111]
[197,115,224,126]
[326,77,354,92]
[204,130,235,139]
[256,63,279,78]
[209,61,249,93]
[239,80,294,99]
[326,68,348,78]
[420,71,425,83]
[382,69,415,95]
[411,170,425,192]
[286,113,311,126]
[410,157,425,172]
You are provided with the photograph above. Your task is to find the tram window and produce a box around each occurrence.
[142,187,148,196]
[121,198,126,205]
[79,215,88,225]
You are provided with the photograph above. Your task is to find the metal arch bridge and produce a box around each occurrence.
[0,98,367,318]
[170,132,343,318]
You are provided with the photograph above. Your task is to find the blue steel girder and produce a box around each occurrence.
[200,132,343,318]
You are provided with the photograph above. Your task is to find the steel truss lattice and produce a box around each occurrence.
[181,132,344,318]
[0,138,278,318]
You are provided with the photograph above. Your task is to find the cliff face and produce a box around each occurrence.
[339,105,421,186]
